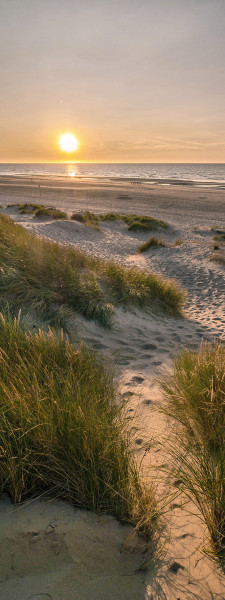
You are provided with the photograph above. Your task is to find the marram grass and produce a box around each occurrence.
[0,313,156,534]
[137,236,166,253]
[0,214,185,325]
[8,203,67,219]
[160,341,225,555]
[71,211,169,232]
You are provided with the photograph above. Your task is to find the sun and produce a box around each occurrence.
[59,133,79,153]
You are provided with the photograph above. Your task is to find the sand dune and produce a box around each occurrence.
[0,179,225,599]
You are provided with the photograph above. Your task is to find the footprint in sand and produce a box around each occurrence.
[29,595,52,599]
[130,375,145,384]
[142,343,157,350]
[92,341,107,349]
[135,438,143,445]
[122,391,135,398]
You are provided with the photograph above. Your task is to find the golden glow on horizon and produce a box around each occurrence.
[59,133,79,153]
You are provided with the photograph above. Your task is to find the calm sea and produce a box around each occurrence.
[0,163,225,186]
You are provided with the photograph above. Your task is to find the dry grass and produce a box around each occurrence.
[210,251,225,266]
[160,341,225,555]
[0,214,186,326]
[7,203,67,219]
[0,313,156,534]
[71,211,169,232]
[137,237,167,253]
[71,211,100,229]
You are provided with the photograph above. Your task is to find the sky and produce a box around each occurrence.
[0,0,225,163]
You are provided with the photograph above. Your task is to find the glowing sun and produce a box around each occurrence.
[59,133,79,153]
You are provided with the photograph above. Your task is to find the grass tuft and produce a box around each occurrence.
[210,228,225,242]
[0,314,156,533]
[210,251,225,266]
[7,203,67,219]
[71,211,100,229]
[122,214,169,232]
[34,207,67,219]
[70,212,169,232]
[137,237,166,253]
[0,214,185,325]
[160,341,225,555]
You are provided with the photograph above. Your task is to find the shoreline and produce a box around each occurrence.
[1,172,225,190]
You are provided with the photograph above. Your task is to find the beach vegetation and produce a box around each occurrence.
[7,203,67,219]
[0,214,185,326]
[34,206,67,219]
[210,227,225,242]
[137,236,167,253]
[210,251,225,266]
[71,211,100,229]
[160,341,225,555]
[0,313,156,534]
[173,239,183,246]
[122,214,169,232]
[70,211,169,232]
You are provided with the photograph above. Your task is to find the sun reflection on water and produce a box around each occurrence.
[67,165,77,178]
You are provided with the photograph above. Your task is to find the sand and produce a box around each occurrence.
[0,176,225,599]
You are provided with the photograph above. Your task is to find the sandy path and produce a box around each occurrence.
[0,180,225,599]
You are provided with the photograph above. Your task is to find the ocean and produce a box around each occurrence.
[0,163,225,187]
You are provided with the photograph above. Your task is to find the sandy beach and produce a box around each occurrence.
[0,176,225,599]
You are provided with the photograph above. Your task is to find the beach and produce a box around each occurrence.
[0,176,225,599]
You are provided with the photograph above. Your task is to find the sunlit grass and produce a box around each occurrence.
[210,251,225,266]
[0,214,185,326]
[7,203,67,219]
[71,211,169,232]
[137,236,167,253]
[71,211,100,229]
[0,313,156,534]
[160,341,225,555]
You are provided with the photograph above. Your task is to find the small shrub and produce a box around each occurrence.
[137,237,166,253]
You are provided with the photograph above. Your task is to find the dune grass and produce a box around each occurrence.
[0,214,185,326]
[210,227,225,243]
[160,341,225,555]
[71,211,169,232]
[0,313,156,532]
[210,251,225,266]
[137,236,167,253]
[122,214,169,232]
[71,211,100,229]
[7,203,67,219]
[34,206,67,219]
[9,205,169,232]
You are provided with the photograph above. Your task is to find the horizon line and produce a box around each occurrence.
[0,160,225,165]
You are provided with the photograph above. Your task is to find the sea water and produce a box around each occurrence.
[0,163,225,187]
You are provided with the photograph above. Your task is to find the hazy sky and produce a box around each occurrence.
[0,0,225,162]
